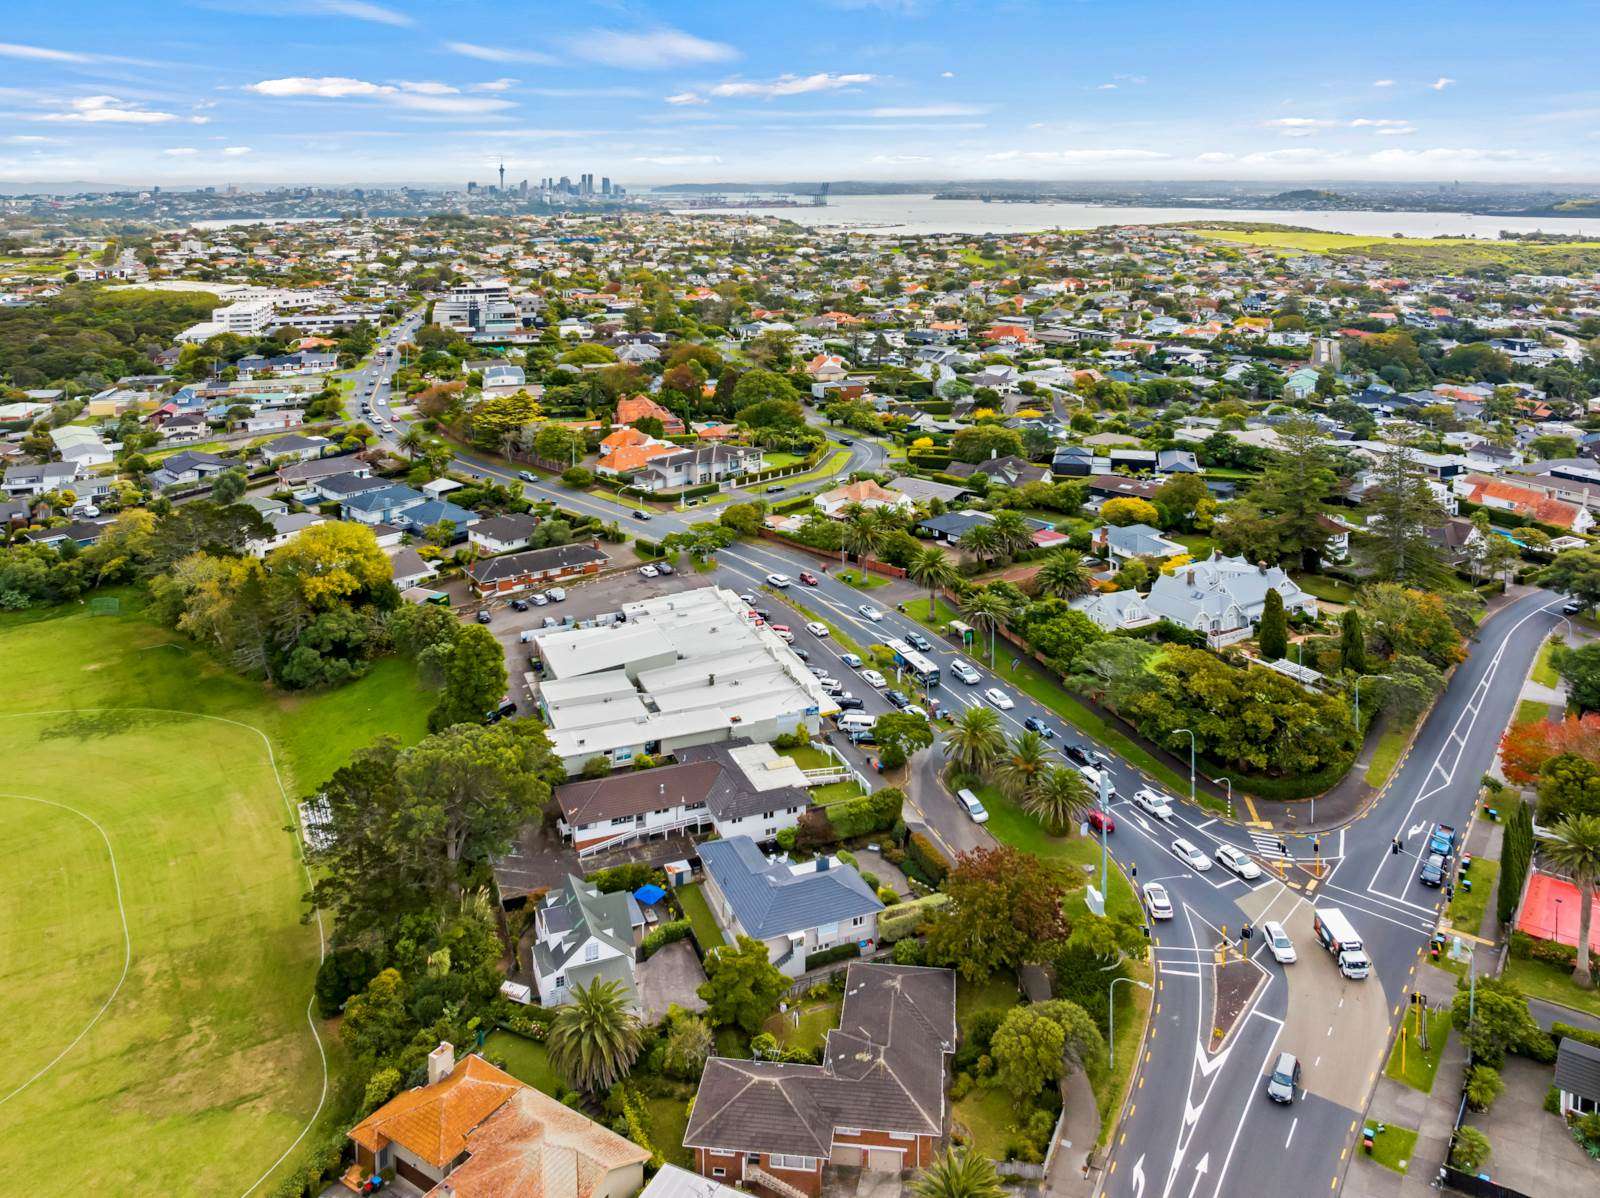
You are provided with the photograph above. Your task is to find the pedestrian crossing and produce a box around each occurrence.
[1249,829,1291,861]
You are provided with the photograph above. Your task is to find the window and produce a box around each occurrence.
[852,916,864,927]
[746,1153,760,1164]
[771,1156,815,1171]
[837,1127,860,1137]
[585,942,599,962]
[554,975,565,988]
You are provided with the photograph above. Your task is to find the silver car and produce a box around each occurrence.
[1265,1052,1301,1104]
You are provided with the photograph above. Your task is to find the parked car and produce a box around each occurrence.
[798,571,819,586]
[1265,1052,1301,1104]
[1143,882,1174,920]
[529,592,549,606]
[792,647,811,661]
[510,599,529,612]
[904,705,928,720]
[804,621,830,637]
[885,689,911,709]
[858,604,884,621]
[984,687,1014,710]
[1087,809,1115,835]
[820,678,844,695]
[837,695,865,711]
[546,587,567,600]
[1214,844,1262,880]
[951,661,981,685]
[1262,921,1296,964]
[475,609,493,624]
[766,573,792,588]
[638,565,659,578]
[1023,716,1056,738]
[1171,837,1212,871]
[861,669,887,689]
[1563,598,1586,615]
[957,787,989,825]
[771,625,795,643]
[1132,788,1174,820]
[651,565,670,577]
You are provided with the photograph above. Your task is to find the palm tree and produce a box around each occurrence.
[944,705,1006,778]
[961,587,1013,667]
[996,729,1052,802]
[1035,548,1093,599]
[1023,765,1094,836]
[989,510,1034,561]
[959,521,1000,565]
[908,546,958,618]
[1545,813,1600,988]
[911,1146,1006,1198]
[841,508,884,567]
[398,425,426,458]
[545,978,645,1092]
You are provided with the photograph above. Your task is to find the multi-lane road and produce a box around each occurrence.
[356,315,1560,1196]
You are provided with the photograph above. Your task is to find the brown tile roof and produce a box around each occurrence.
[350,1055,523,1169]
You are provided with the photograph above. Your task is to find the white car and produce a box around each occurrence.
[984,688,1014,710]
[1262,920,1296,964]
[820,678,844,695]
[1171,837,1212,871]
[861,669,887,689]
[772,627,795,643]
[951,661,981,685]
[1214,844,1262,880]
[804,621,830,638]
[840,653,862,668]
[766,573,791,588]
[858,604,884,621]
[638,565,659,579]
[1132,788,1174,820]
[904,705,929,719]
[1078,764,1117,801]
[957,788,989,825]
[1143,882,1174,921]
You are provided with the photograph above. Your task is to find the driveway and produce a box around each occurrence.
[636,940,708,1025]
[1462,1055,1597,1193]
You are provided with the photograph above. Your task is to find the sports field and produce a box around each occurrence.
[0,596,428,1194]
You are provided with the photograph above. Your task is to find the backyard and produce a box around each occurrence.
[763,995,842,1054]
[482,1030,566,1095]
[675,882,727,954]
[951,973,1025,1159]
[0,597,430,1195]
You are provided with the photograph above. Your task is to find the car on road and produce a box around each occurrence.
[1131,788,1174,820]
[631,510,652,520]
[858,604,884,621]
[771,625,795,643]
[957,787,989,825]
[1214,844,1262,880]
[739,593,756,604]
[861,669,887,689]
[475,609,492,624]
[951,661,981,685]
[638,565,659,578]
[1087,809,1115,835]
[1262,921,1296,964]
[837,437,854,446]
[804,621,830,637]
[885,689,911,709]
[766,573,792,588]
[1171,837,1212,871]
[1077,764,1117,800]
[1419,852,1446,888]
[528,592,549,606]
[1023,716,1055,738]
[1265,1052,1301,1104]
[1064,743,1110,770]
[840,653,862,668]
[1142,882,1174,921]
[906,632,932,652]
[519,471,536,482]
[798,571,819,586]
[765,484,786,494]
[984,687,1014,710]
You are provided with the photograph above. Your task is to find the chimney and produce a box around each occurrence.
[817,855,831,871]
[427,1041,455,1086]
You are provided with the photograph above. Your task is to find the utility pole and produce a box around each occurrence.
[1174,727,1196,805]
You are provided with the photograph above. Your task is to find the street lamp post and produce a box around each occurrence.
[1351,673,1393,735]
[1109,976,1154,1069]
[1214,776,1233,820]
[1097,771,1113,899]
[1556,897,1565,948]
[1173,728,1196,805]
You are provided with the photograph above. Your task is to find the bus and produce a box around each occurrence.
[886,638,941,689]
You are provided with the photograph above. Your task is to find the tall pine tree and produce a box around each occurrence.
[1356,441,1448,583]
[1258,587,1288,661]
[1341,608,1367,674]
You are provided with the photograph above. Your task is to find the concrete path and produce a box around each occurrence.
[1044,1069,1101,1198]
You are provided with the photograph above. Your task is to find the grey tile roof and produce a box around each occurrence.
[1556,1037,1600,1102]
[697,836,881,941]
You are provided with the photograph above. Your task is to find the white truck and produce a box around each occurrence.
[1311,907,1371,979]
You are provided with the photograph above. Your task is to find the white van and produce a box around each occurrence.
[956,788,990,824]
[546,587,567,602]
[836,712,874,734]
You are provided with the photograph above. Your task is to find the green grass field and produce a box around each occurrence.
[1368,1123,1419,1174]
[1532,637,1564,688]
[1515,698,1553,726]
[1446,857,1498,939]
[1365,727,1409,788]
[0,597,429,1194]
[1502,953,1600,1020]
[482,1030,566,1095]
[675,882,727,954]
[764,997,841,1053]
[1384,1008,1452,1093]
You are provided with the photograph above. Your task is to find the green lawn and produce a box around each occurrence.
[1293,572,1359,604]
[1365,728,1409,788]
[970,784,1139,921]
[1171,533,1217,558]
[0,597,430,1195]
[957,972,1021,1027]
[764,998,842,1053]
[643,1094,694,1168]
[812,779,867,804]
[482,1030,565,1095]
[778,745,833,770]
[952,1084,1024,1160]
[1532,637,1564,688]
[762,452,804,470]
[1384,1008,1452,1093]
[1446,857,1498,940]
[1515,698,1553,726]
[837,568,890,591]
[675,882,727,953]
[1503,954,1600,1021]
[772,446,852,488]
[1367,1123,1419,1174]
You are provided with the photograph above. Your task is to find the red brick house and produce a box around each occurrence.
[684,963,956,1197]
[467,540,608,597]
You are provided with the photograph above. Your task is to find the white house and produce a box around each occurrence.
[1141,551,1317,646]
[813,478,914,519]
[530,875,642,1010]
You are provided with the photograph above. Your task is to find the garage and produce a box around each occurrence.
[832,1146,864,1167]
[866,1148,904,1172]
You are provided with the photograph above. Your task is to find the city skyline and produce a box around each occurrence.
[1,0,1598,187]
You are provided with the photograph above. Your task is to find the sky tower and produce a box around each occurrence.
[498,161,505,192]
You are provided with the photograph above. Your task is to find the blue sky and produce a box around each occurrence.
[1,0,1597,187]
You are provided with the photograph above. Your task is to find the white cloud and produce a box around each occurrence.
[987,148,1171,163]
[666,92,707,106]
[470,78,519,93]
[308,0,412,25]
[870,103,987,117]
[1241,147,1348,163]
[570,28,737,70]
[247,76,514,114]
[444,41,558,65]
[940,71,955,78]
[1097,83,1117,91]
[632,153,722,165]
[1264,117,1336,129]
[37,95,182,124]
[1373,79,1395,87]
[1195,152,1236,163]
[0,41,100,63]
[702,72,875,100]
[1375,125,1416,136]
[162,146,199,156]
[222,145,252,155]
[396,81,459,95]
[249,76,388,98]
[1368,146,1543,164]
[871,154,932,163]
[1350,118,1411,128]
[1429,77,1456,90]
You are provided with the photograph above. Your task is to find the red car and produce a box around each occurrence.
[798,571,819,586]
[1087,809,1116,834]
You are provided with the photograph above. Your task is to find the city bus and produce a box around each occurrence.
[886,638,941,689]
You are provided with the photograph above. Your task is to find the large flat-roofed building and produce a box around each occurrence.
[533,586,836,774]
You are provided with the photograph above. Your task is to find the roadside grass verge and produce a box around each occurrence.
[1365,726,1410,788]
[1446,857,1498,939]
[1532,636,1563,688]
[1367,1123,1419,1173]
[1502,954,1600,1021]
[1514,698,1553,726]
[1384,1007,1452,1093]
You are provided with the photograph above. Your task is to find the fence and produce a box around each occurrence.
[753,528,908,579]
[1438,1167,1534,1198]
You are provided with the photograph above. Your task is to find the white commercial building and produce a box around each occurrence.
[533,586,836,774]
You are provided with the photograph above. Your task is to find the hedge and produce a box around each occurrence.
[878,892,950,942]
[633,538,665,560]
[1552,1022,1600,1052]
[825,787,903,841]
[642,919,692,959]
[1497,799,1534,926]
[587,862,665,893]
[904,830,950,886]
[1510,930,1577,967]
[804,942,860,971]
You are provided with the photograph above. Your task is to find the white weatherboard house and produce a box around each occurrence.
[530,875,642,1010]
[1075,550,1316,644]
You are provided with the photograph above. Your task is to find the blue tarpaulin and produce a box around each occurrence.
[633,884,666,906]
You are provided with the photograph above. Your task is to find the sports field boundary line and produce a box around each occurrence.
[0,706,329,1198]
[0,791,132,1111]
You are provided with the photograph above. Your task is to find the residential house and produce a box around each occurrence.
[155,411,208,442]
[277,454,370,490]
[1085,474,1164,508]
[944,455,1051,488]
[347,1044,649,1197]
[530,875,643,1010]
[1071,588,1159,632]
[247,511,325,557]
[480,362,526,395]
[616,394,685,435]
[467,541,609,597]
[685,962,955,1197]
[635,444,762,493]
[814,479,914,520]
[1555,1037,1600,1118]
[148,449,231,492]
[915,509,994,545]
[805,353,847,383]
[468,513,540,554]
[1156,449,1202,475]
[885,475,969,506]
[50,426,113,467]
[389,547,438,589]
[1425,516,1488,568]
[342,483,427,525]
[1052,445,1096,477]
[1453,474,1595,534]
[599,425,672,460]
[3,460,79,498]
[398,498,479,539]
[1141,552,1318,646]
[696,836,882,978]
[1093,522,1185,563]
[260,433,328,464]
